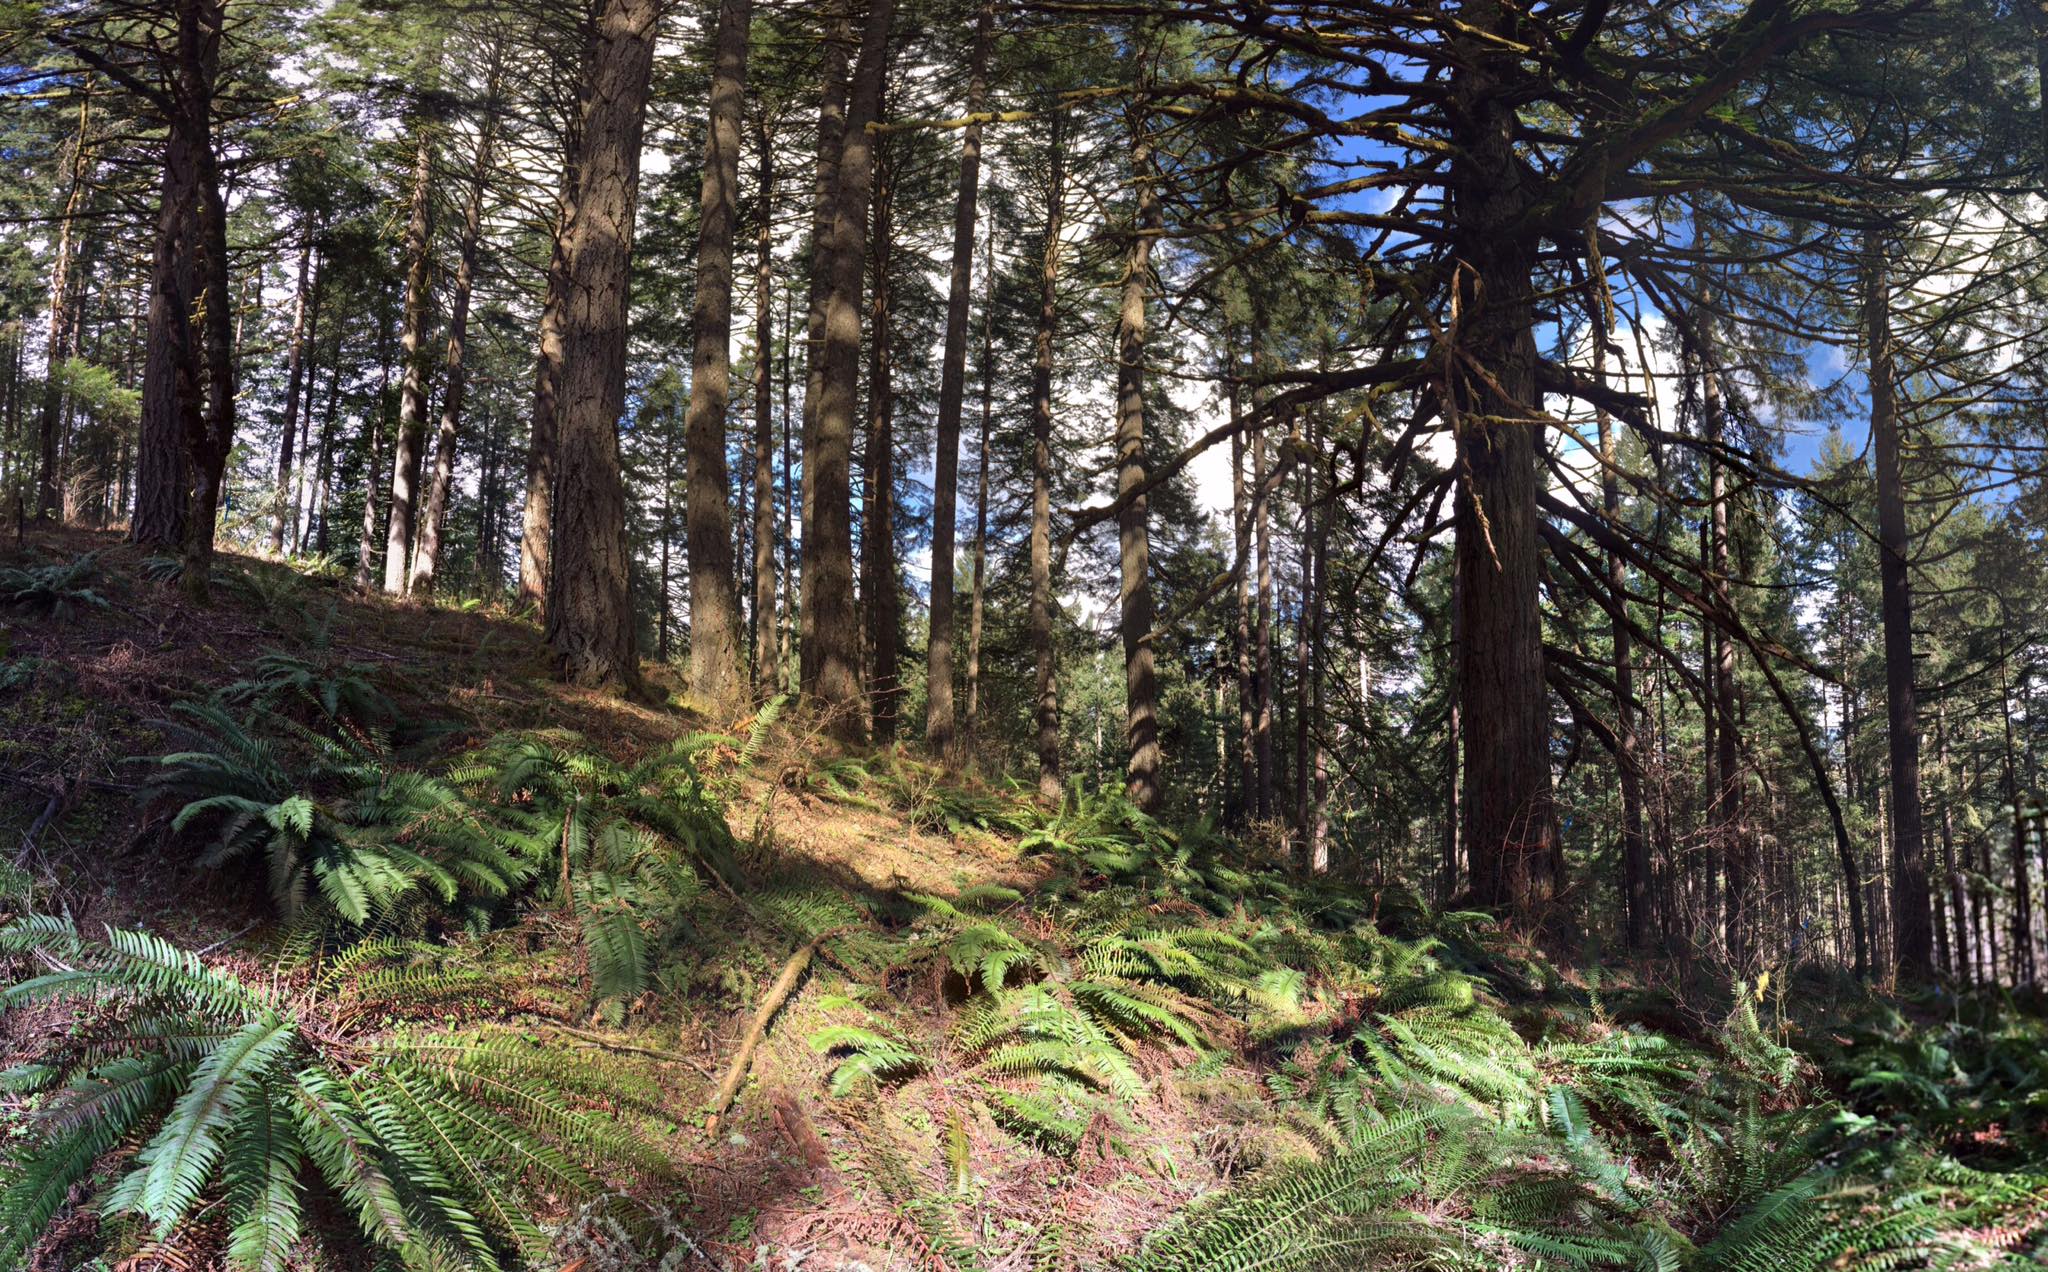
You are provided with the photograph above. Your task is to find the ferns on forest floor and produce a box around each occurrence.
[0,916,661,1271]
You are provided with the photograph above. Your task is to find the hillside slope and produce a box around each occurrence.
[0,532,2043,1271]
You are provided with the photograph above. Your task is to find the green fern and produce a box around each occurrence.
[0,552,109,622]
[0,917,658,1270]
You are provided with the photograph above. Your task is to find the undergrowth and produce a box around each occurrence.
[0,676,2042,1269]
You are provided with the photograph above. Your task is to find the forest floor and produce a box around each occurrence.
[1,530,2046,1271]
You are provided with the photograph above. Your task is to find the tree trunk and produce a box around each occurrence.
[1029,114,1066,799]
[268,236,317,555]
[1116,93,1162,815]
[1448,1,1559,914]
[966,219,996,746]
[180,0,236,602]
[1252,334,1274,822]
[413,45,504,597]
[520,113,584,612]
[751,117,779,696]
[797,13,854,691]
[683,0,752,715]
[1701,348,1746,966]
[544,0,659,690]
[130,45,205,552]
[1230,331,1254,826]
[2001,651,2035,983]
[1294,454,1313,862]
[799,0,893,735]
[311,354,342,556]
[862,119,900,741]
[355,299,395,590]
[37,93,91,524]
[383,123,437,595]
[924,0,994,760]
[1864,233,1933,978]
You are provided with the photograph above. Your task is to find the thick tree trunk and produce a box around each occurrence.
[683,0,752,715]
[862,122,900,741]
[924,0,994,760]
[383,125,437,595]
[130,45,206,552]
[1252,339,1274,821]
[1115,96,1162,814]
[179,0,235,602]
[751,119,779,696]
[1029,116,1066,799]
[1294,457,1313,861]
[413,47,504,597]
[1865,234,1933,978]
[268,238,318,555]
[799,0,893,736]
[797,14,854,691]
[1448,3,1559,913]
[2001,652,2035,983]
[545,0,658,690]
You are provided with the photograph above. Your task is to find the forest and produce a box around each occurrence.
[1,0,2048,1266]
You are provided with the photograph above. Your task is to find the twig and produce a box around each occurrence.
[535,1022,718,1077]
[14,778,79,868]
[703,925,854,1136]
[195,922,260,955]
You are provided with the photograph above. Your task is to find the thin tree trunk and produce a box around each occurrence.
[683,0,752,714]
[1116,90,1162,814]
[520,112,584,612]
[1702,347,1745,966]
[1865,233,1933,978]
[356,299,395,590]
[862,117,900,741]
[1029,114,1066,799]
[413,44,504,596]
[383,123,437,595]
[924,0,994,760]
[965,219,996,745]
[545,0,659,689]
[37,92,91,524]
[268,237,318,554]
[1230,331,1254,826]
[799,0,893,735]
[751,116,779,697]
[1294,453,1313,862]
[311,353,342,556]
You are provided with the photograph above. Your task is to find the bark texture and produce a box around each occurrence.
[544,0,659,690]
[683,0,752,715]
[924,0,993,760]
[383,124,437,595]
[799,0,893,736]
[1115,98,1162,814]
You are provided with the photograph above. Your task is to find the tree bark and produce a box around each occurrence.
[751,117,779,696]
[1029,114,1066,799]
[924,0,994,760]
[520,103,585,613]
[1701,347,1745,966]
[799,0,893,736]
[383,123,437,595]
[179,0,236,602]
[1865,233,1933,978]
[37,93,91,525]
[1448,1,1559,914]
[797,14,854,691]
[544,0,659,690]
[412,44,504,597]
[268,236,318,555]
[683,0,752,715]
[861,117,900,741]
[1115,92,1163,815]
[966,218,996,747]
[355,299,395,590]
